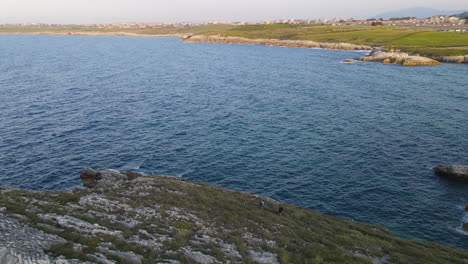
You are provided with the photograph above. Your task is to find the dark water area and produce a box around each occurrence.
[0,35,467,249]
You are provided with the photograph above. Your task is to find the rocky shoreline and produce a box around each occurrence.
[355,49,443,66]
[1,169,467,264]
[181,35,468,66]
[181,35,372,51]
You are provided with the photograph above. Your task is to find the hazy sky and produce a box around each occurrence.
[1,0,467,23]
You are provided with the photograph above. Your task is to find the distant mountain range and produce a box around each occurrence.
[372,7,467,19]
[454,12,468,18]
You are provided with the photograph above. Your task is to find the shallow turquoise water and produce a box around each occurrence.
[0,35,467,248]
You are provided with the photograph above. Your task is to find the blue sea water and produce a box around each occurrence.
[0,35,467,249]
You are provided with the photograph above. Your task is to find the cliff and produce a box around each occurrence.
[0,169,467,264]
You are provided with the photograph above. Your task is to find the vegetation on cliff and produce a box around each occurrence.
[0,169,467,264]
[194,24,468,57]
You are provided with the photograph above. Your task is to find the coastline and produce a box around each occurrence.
[181,35,468,65]
[2,31,467,65]
[0,31,183,37]
[1,169,467,263]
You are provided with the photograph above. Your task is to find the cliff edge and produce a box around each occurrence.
[0,169,467,264]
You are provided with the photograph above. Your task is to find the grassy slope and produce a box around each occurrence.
[1,175,467,264]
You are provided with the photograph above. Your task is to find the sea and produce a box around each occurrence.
[0,35,467,249]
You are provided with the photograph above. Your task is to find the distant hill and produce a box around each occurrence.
[373,7,466,19]
[454,11,468,18]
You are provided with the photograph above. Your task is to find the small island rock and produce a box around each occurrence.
[433,165,468,182]
[463,223,468,232]
[356,50,442,66]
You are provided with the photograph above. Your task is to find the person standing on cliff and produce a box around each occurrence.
[278,206,284,216]
[259,200,265,209]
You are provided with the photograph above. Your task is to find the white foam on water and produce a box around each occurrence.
[176,169,194,178]
[121,160,144,171]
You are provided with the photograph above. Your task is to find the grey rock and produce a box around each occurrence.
[87,252,116,264]
[191,234,241,259]
[248,250,280,264]
[356,50,442,66]
[157,260,182,264]
[39,213,123,237]
[431,55,466,63]
[0,214,66,264]
[98,247,143,264]
[80,168,100,188]
[182,247,220,264]
[433,165,468,182]
[81,169,130,188]
[124,171,143,180]
[182,35,372,51]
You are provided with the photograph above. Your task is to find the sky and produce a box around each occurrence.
[0,0,467,24]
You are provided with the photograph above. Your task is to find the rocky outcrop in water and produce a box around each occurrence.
[181,35,372,51]
[431,55,468,64]
[434,165,468,182]
[1,169,468,263]
[182,35,468,66]
[356,49,442,66]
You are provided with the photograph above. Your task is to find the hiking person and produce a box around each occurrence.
[259,200,265,209]
[278,206,284,215]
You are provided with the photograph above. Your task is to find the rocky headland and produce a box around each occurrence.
[0,169,467,264]
[181,35,468,66]
[181,35,372,51]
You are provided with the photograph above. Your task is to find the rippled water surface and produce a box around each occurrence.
[0,35,467,248]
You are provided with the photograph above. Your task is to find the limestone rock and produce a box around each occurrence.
[0,214,66,264]
[431,55,468,64]
[181,35,372,51]
[157,260,182,264]
[356,50,442,66]
[248,250,280,264]
[182,247,220,264]
[98,246,143,264]
[80,168,100,188]
[81,168,137,188]
[433,165,468,182]
[125,171,143,180]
